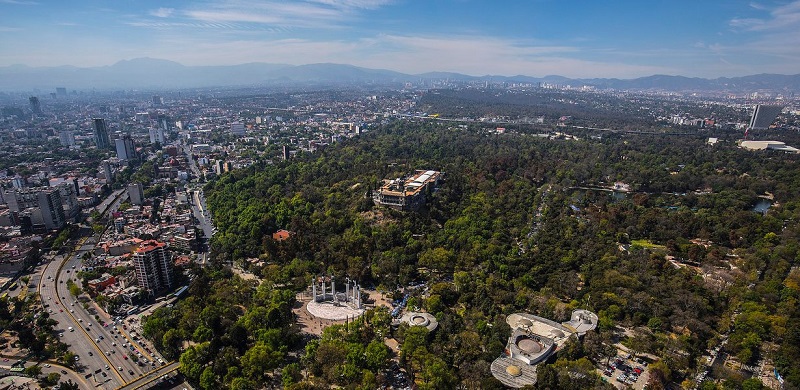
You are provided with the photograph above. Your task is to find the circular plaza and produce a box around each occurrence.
[306,299,365,321]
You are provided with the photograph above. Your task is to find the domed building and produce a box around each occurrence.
[490,310,598,388]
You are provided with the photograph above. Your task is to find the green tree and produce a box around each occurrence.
[24,365,42,377]
[365,340,390,371]
[59,380,80,390]
[200,366,217,390]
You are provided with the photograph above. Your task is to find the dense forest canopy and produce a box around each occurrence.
[147,121,800,389]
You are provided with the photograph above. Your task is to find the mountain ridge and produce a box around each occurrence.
[1,57,798,92]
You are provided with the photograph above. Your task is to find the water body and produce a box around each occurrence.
[611,191,627,202]
[752,198,772,214]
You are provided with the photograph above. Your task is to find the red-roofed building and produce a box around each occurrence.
[133,240,173,295]
[272,229,292,241]
[88,274,117,291]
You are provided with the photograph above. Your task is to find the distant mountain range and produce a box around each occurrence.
[1,57,798,93]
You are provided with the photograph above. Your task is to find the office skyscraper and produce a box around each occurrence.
[748,105,783,130]
[93,118,111,149]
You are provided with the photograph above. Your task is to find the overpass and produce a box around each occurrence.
[116,362,179,390]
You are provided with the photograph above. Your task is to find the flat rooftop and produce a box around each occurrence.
[376,170,441,197]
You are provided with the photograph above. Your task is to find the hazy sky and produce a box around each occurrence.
[1,0,798,78]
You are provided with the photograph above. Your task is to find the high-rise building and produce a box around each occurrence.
[157,114,171,132]
[115,135,136,161]
[93,118,111,149]
[128,183,144,205]
[152,95,163,107]
[11,176,25,189]
[3,187,65,230]
[59,130,75,147]
[231,122,245,136]
[56,87,67,97]
[149,127,165,144]
[29,96,41,114]
[749,105,784,130]
[39,189,66,229]
[53,181,80,220]
[102,160,113,182]
[133,240,174,294]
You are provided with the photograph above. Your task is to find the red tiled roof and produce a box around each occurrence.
[272,230,292,241]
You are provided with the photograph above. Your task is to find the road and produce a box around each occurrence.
[0,360,95,389]
[182,143,202,179]
[33,189,169,389]
[116,362,179,390]
[190,188,215,240]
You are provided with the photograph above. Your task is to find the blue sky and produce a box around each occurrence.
[1,0,798,78]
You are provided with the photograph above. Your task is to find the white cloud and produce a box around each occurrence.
[731,0,800,32]
[150,8,174,18]
[181,0,386,28]
[722,0,800,72]
[308,0,393,9]
[0,0,38,4]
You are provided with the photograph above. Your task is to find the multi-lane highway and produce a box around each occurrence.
[40,239,168,389]
[33,189,170,389]
[190,188,215,240]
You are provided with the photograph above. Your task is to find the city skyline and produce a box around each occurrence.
[0,0,799,79]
